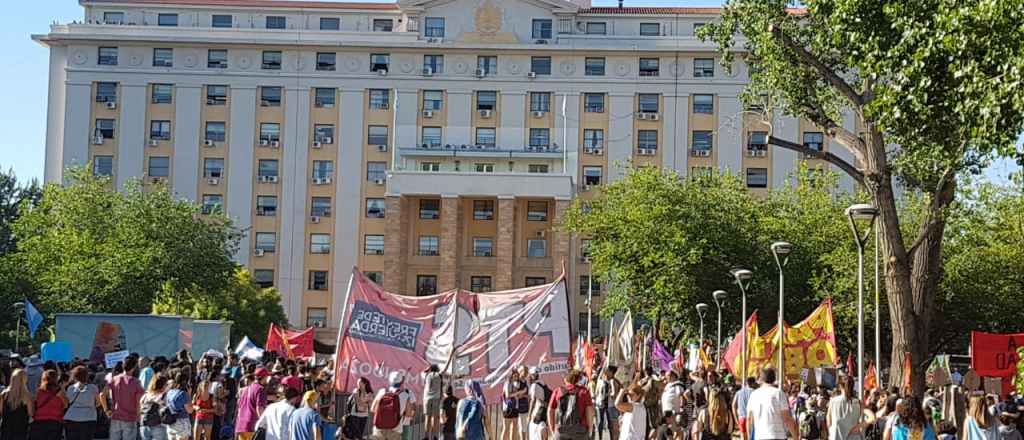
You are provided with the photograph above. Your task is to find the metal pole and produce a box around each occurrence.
[857,238,865,392]
[699,315,705,348]
[15,311,21,353]
[716,303,723,364]
[740,286,748,379]
[587,270,593,343]
[875,227,882,387]
[778,268,785,377]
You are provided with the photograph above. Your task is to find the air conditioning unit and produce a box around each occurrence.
[377,145,387,152]
[580,257,592,264]
[802,153,814,158]
[312,178,323,185]
[258,140,269,146]
[256,208,266,215]
[458,144,468,149]
[699,150,711,157]
[532,111,545,118]
[535,39,549,44]
[267,176,279,183]
[422,67,433,76]
[312,141,322,149]
[323,137,332,144]
[690,150,700,156]
[377,69,388,76]
[373,178,385,185]
[474,68,486,77]
[313,321,325,328]
[253,249,265,256]
[420,143,430,149]
[310,216,321,223]
[204,140,215,147]
[257,176,268,182]
[580,184,591,191]
[148,139,159,147]
[527,71,537,78]
[427,37,441,43]
[594,106,605,113]
[370,249,384,255]
[207,178,219,185]
[527,146,538,151]
[475,145,487,149]
[217,61,228,68]
[536,230,547,237]
[206,99,217,105]
[375,212,385,218]
[260,100,271,106]
[321,178,332,184]
[322,103,335,108]
[747,150,757,157]
[92,136,104,144]
[649,114,660,121]
[422,110,434,118]
[756,150,767,157]
[479,109,492,118]
[315,102,324,108]
[270,141,280,148]
[105,102,117,109]
[379,102,390,109]
[636,113,647,120]
[584,147,595,154]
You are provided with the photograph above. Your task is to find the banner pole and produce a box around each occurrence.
[333,268,358,392]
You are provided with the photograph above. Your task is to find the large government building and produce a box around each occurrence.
[35,0,857,337]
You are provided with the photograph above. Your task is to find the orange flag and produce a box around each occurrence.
[904,352,912,392]
[864,362,878,391]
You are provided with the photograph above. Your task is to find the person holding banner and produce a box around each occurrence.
[422,365,445,440]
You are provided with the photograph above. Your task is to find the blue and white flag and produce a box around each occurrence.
[234,336,264,361]
[25,300,44,339]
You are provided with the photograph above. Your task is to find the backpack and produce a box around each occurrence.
[373,392,403,430]
[538,383,553,406]
[799,410,822,440]
[554,387,582,428]
[863,416,886,440]
[141,394,165,427]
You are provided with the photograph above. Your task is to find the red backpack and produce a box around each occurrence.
[373,392,402,430]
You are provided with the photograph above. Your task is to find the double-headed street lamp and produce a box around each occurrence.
[846,203,879,391]
[712,290,727,364]
[731,268,753,377]
[771,241,792,378]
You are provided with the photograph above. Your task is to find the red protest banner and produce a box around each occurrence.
[970,331,1024,378]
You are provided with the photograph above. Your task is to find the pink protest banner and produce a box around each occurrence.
[334,269,572,403]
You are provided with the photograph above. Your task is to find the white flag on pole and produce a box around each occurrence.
[618,312,635,363]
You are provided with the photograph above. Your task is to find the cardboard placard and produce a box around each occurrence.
[984,377,1002,396]
[104,349,130,368]
[801,367,817,387]
[963,369,982,392]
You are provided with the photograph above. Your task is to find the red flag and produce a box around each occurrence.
[904,352,912,392]
[583,339,596,379]
[847,353,854,377]
[864,362,878,391]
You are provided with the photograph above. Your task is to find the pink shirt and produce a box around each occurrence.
[236,383,267,433]
[108,374,145,422]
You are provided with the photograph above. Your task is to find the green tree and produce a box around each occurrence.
[153,269,289,344]
[12,165,244,315]
[700,0,1024,393]
[0,168,42,255]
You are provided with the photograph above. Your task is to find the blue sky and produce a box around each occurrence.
[2,0,1018,184]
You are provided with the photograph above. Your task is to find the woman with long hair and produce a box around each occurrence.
[0,369,35,440]
[503,370,526,440]
[141,374,171,440]
[458,380,491,440]
[344,377,374,440]
[613,385,647,440]
[888,396,937,440]
[63,366,104,440]
[30,370,67,440]
[193,377,217,440]
[966,395,999,440]
[826,376,876,440]
[167,371,196,440]
[695,388,734,440]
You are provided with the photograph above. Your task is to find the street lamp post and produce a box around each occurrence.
[846,203,879,392]
[713,290,727,364]
[13,302,25,353]
[696,303,709,349]
[771,241,792,379]
[731,269,753,378]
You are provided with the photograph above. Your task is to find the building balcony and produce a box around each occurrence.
[398,144,563,159]
[516,257,556,269]
[385,171,574,200]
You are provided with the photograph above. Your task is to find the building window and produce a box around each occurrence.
[419,199,440,219]
[476,91,497,110]
[311,197,332,217]
[526,277,547,287]
[316,53,336,71]
[208,49,228,68]
[365,198,385,218]
[212,14,232,28]
[367,126,389,145]
[528,164,549,173]
[693,95,714,114]
[203,158,224,178]
[261,87,282,106]
[693,131,713,152]
[471,276,492,293]
[314,125,334,143]
[691,167,713,181]
[475,163,495,173]
[370,53,390,72]
[531,57,551,75]
[640,22,660,36]
[423,91,443,110]
[373,19,393,32]
[266,16,286,29]
[581,239,592,259]
[259,123,280,142]
[746,168,768,188]
[694,23,706,34]
[583,129,604,150]
[639,58,660,77]
[473,237,493,256]
[253,270,275,288]
[256,196,277,216]
[151,84,173,104]
[425,18,445,37]
[363,235,384,254]
[95,82,118,103]
[262,51,282,70]
[255,232,276,252]
[585,58,605,76]
[206,85,227,105]
[157,13,178,26]
[473,200,494,220]
[147,157,169,178]
[421,162,441,172]
[367,162,386,181]
[258,160,279,177]
[306,308,327,328]
[103,12,124,24]
[637,130,658,151]
[94,119,115,139]
[365,271,383,286]
[417,276,437,296]
[803,132,824,151]
[98,47,118,66]
[312,162,333,180]
[369,89,390,109]
[309,271,328,290]
[529,129,550,149]
[477,56,498,74]
[638,94,660,113]
[424,55,444,74]
[694,58,715,77]
[527,239,547,258]
[149,121,171,140]
[153,49,173,67]
[527,201,548,221]
[583,166,603,185]
[422,127,442,147]
[585,22,606,35]
[201,195,222,214]
[533,19,552,39]
[418,236,439,255]
[530,93,551,112]
[475,128,496,148]
[580,276,600,296]
[747,132,767,151]
[584,94,605,112]
[314,88,335,107]
[320,17,340,30]
[93,156,114,175]
[310,234,331,254]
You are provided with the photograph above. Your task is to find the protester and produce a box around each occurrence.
[344,377,374,440]
[371,371,416,440]
[256,385,300,440]
[236,369,270,440]
[30,369,66,440]
[503,369,526,440]
[888,396,937,440]
[457,380,491,440]
[827,376,876,440]
[695,388,735,440]
[747,368,799,440]
[0,369,34,440]
[966,395,999,440]
[637,369,660,432]
[614,385,647,440]
[441,386,459,440]
[529,412,549,440]
[139,358,155,390]
[166,371,196,440]
[104,356,145,440]
[936,421,959,440]
[529,367,550,422]
[660,371,685,424]
[422,365,445,440]
[139,374,170,440]
[596,367,621,440]
[547,370,595,440]
[193,376,218,440]
[799,398,826,440]
[64,365,103,440]
[1000,416,1022,440]
[516,366,532,440]
[289,391,323,440]
[654,411,679,440]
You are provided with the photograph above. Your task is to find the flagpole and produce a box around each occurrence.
[333,269,357,392]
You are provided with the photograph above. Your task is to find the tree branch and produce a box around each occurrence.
[907,174,957,257]
[767,136,865,185]
[768,23,863,107]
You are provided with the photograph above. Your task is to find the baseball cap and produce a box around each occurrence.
[254,367,270,379]
[389,371,405,384]
[529,367,541,375]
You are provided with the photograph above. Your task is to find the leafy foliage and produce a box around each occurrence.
[0,168,42,256]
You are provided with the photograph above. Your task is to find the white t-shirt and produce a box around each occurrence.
[662,381,684,413]
[375,387,416,433]
[619,403,647,440]
[529,421,548,440]
[530,380,547,416]
[747,385,790,440]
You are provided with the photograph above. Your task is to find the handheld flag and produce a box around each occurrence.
[864,362,878,392]
[847,353,855,377]
[25,300,44,339]
[904,352,912,392]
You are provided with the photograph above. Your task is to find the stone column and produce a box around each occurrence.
[495,197,516,290]
[383,196,409,294]
[439,196,460,291]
